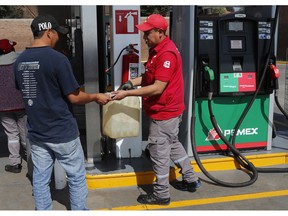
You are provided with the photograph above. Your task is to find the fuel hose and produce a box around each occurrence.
[228,6,288,173]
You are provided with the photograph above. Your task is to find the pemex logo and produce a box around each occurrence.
[205,127,221,141]
[205,126,259,141]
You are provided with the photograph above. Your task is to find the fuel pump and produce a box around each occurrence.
[193,6,277,154]
[192,6,288,187]
[172,6,288,188]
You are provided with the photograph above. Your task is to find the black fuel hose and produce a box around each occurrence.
[105,46,127,73]
[275,90,288,120]
[191,94,258,187]
[228,6,288,173]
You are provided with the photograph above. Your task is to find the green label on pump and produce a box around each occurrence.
[220,73,238,92]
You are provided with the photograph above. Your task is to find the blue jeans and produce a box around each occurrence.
[30,137,88,210]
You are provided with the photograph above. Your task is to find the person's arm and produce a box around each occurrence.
[114,51,176,100]
[67,89,110,105]
[112,80,168,100]
[118,76,143,90]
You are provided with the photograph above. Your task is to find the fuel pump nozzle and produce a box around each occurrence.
[202,62,214,99]
[203,65,214,81]
[269,62,280,90]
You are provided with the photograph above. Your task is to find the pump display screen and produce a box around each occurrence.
[230,40,243,49]
[228,36,245,51]
[228,21,243,31]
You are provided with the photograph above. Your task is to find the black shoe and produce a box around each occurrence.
[5,164,22,173]
[137,194,170,205]
[173,179,201,192]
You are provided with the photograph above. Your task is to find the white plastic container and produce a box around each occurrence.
[102,96,140,138]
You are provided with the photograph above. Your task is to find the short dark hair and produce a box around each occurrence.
[33,30,46,39]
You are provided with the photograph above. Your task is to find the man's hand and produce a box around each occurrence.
[95,93,111,105]
[111,90,128,100]
[118,80,133,90]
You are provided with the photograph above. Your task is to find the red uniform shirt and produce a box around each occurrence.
[142,37,185,120]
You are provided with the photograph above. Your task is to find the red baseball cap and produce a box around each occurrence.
[136,14,168,32]
[0,39,17,54]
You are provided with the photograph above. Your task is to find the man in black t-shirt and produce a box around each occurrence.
[14,14,110,210]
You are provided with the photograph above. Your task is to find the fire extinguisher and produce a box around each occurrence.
[105,44,139,84]
[121,44,139,83]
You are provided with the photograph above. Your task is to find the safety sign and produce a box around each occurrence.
[115,10,138,34]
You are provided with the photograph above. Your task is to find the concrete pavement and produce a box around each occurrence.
[1,154,288,211]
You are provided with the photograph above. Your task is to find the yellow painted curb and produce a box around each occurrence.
[86,152,288,190]
[110,189,288,210]
[277,61,287,64]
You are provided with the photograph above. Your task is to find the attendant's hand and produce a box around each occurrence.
[111,90,128,100]
[118,80,133,90]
